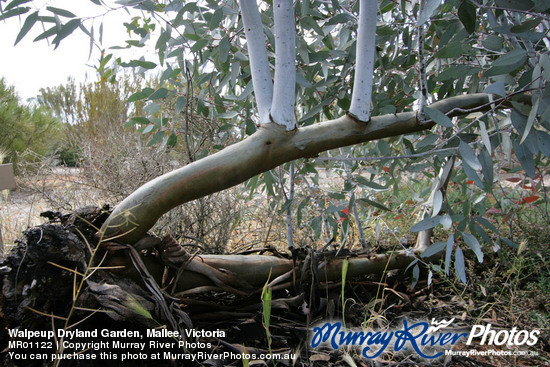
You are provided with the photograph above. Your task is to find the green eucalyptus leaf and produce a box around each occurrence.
[128,88,154,102]
[217,111,238,119]
[326,13,353,25]
[421,241,446,258]
[33,26,57,42]
[510,18,541,33]
[458,0,476,34]
[129,117,150,125]
[425,107,453,128]
[500,237,519,249]
[454,246,467,284]
[436,42,472,58]
[537,130,550,157]
[358,198,390,212]
[301,16,324,36]
[167,133,177,147]
[0,6,29,21]
[411,216,441,232]
[441,214,453,230]
[418,0,442,25]
[411,264,420,288]
[484,81,506,97]
[4,0,32,11]
[209,8,223,30]
[445,234,454,275]
[98,53,112,71]
[494,0,534,11]
[144,102,161,116]
[142,124,155,134]
[52,19,81,48]
[485,49,528,76]
[417,134,439,149]
[520,97,539,144]
[192,38,208,52]
[436,65,479,81]
[462,232,483,263]
[46,6,76,18]
[15,10,38,45]
[463,163,484,188]
[148,88,169,100]
[218,37,230,63]
[133,60,157,69]
[512,139,535,178]
[175,96,187,114]
[459,141,481,170]
[245,119,257,135]
[482,35,503,51]
[432,190,443,217]
[355,176,388,191]
[478,149,494,186]
[147,130,165,146]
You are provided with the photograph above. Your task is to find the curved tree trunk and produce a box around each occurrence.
[99,93,512,245]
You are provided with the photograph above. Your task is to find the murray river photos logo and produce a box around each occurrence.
[310,318,540,360]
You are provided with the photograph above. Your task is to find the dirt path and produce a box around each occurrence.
[0,168,102,250]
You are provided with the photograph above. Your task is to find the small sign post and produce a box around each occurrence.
[0,163,16,250]
[0,163,16,190]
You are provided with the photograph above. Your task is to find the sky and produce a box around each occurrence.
[0,0,149,102]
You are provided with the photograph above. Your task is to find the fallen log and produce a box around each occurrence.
[1,207,431,326]
[106,250,423,295]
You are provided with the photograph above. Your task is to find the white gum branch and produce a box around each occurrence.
[99,94,503,244]
[271,0,296,130]
[349,0,378,122]
[239,0,273,123]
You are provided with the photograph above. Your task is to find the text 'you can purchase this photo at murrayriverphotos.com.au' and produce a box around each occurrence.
[7,327,297,363]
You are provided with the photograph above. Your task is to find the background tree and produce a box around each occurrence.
[0,78,61,167]
[28,75,242,252]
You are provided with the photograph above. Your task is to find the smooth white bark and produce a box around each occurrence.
[349,0,378,122]
[271,0,296,130]
[239,0,273,123]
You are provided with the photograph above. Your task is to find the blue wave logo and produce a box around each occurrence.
[310,319,468,359]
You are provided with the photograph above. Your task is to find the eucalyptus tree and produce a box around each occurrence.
[2,0,549,281]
